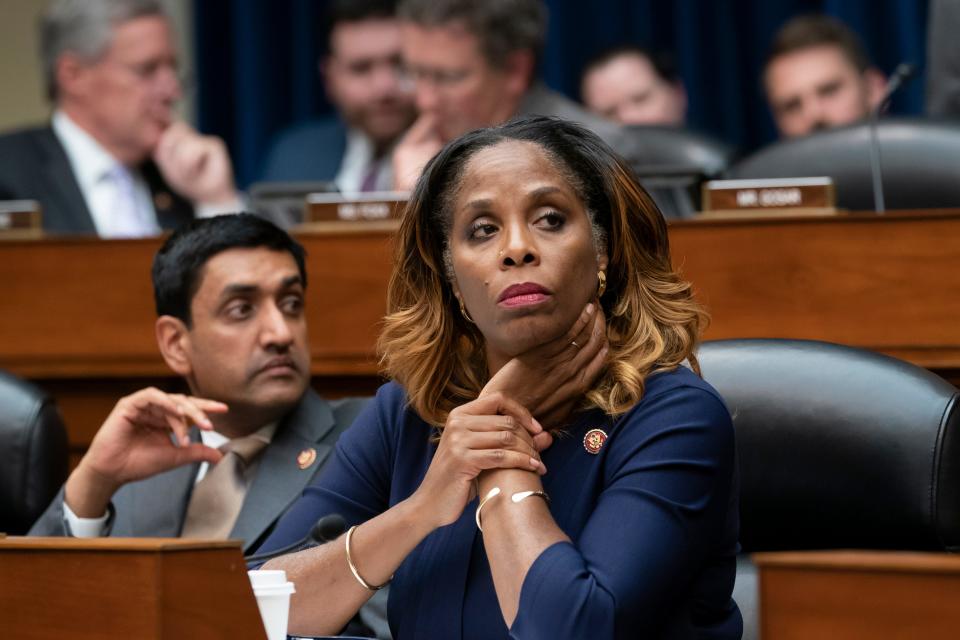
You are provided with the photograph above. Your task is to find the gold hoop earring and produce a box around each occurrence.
[597,270,607,298]
[459,298,475,324]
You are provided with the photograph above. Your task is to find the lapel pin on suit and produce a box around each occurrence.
[297,447,317,469]
[153,191,173,211]
[583,428,608,454]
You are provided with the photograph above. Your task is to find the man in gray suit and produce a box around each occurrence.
[30,213,387,636]
[30,213,365,547]
[391,0,625,190]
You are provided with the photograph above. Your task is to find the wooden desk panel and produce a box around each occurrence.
[0,537,265,639]
[0,229,393,378]
[755,550,960,639]
[1,211,958,456]
[671,210,960,369]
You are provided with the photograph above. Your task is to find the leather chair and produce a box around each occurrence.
[0,370,69,534]
[697,339,960,639]
[615,126,737,219]
[726,118,960,210]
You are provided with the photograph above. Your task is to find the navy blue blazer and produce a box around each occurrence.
[259,116,347,183]
[261,368,742,639]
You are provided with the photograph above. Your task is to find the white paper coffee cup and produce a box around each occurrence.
[249,569,296,640]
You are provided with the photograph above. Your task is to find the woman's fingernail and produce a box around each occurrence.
[586,302,594,314]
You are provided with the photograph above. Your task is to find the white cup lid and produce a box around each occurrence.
[248,569,288,588]
[252,583,296,596]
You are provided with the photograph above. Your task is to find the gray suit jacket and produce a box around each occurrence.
[30,389,366,552]
[30,389,392,638]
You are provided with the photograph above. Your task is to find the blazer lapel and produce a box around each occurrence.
[35,128,97,234]
[231,390,339,552]
[142,160,194,230]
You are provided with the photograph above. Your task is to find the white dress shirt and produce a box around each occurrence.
[64,422,278,538]
[334,128,394,194]
[52,111,244,237]
[52,110,160,238]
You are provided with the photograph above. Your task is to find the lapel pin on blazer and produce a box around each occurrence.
[153,191,173,211]
[583,428,608,455]
[297,447,317,469]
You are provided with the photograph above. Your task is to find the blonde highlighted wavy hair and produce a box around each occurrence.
[378,116,707,428]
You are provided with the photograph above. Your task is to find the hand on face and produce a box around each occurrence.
[391,112,445,190]
[481,301,608,429]
[413,392,548,529]
[153,121,238,205]
[65,387,227,517]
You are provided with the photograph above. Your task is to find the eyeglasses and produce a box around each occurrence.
[404,64,473,90]
[110,58,193,91]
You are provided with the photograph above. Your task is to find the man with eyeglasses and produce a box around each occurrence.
[0,0,242,237]
[391,0,625,190]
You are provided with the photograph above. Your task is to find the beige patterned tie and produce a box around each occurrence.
[181,434,270,539]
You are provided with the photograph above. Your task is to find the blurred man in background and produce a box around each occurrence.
[763,14,886,139]
[0,0,241,237]
[392,0,625,190]
[580,45,687,127]
[260,0,416,193]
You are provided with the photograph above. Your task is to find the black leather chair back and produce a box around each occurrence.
[0,371,69,534]
[698,339,960,553]
[726,118,960,210]
[614,126,737,218]
[618,125,736,177]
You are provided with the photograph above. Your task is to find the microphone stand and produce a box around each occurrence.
[868,100,886,214]
[868,63,916,215]
[245,513,347,567]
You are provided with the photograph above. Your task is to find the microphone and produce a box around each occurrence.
[245,513,347,566]
[869,63,916,213]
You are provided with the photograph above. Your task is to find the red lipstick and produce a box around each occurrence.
[497,282,551,307]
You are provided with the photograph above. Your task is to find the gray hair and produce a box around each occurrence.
[39,0,169,101]
[398,0,547,70]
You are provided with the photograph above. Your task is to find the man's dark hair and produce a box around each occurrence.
[152,213,307,326]
[580,44,680,91]
[765,14,872,73]
[398,0,547,70]
[321,0,397,55]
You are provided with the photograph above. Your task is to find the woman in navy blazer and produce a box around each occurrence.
[262,116,741,639]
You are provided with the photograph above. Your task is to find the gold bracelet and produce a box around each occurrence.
[511,489,551,505]
[474,486,501,533]
[475,487,551,532]
[344,525,390,591]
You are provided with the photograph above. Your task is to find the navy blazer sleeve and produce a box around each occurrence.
[511,383,739,639]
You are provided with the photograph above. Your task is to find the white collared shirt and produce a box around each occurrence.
[64,421,279,538]
[51,110,161,238]
[334,128,394,194]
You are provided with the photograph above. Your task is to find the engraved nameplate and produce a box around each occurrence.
[305,192,408,223]
[702,177,836,215]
